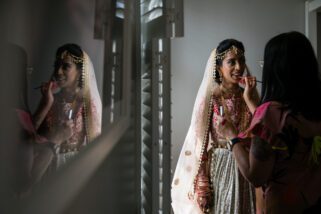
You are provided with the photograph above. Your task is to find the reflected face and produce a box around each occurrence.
[218,51,245,85]
[54,56,80,89]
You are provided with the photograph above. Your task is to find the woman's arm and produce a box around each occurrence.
[232,136,275,187]
[33,82,54,130]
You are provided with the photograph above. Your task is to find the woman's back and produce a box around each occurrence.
[261,103,321,213]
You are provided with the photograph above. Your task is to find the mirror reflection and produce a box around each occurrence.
[0,0,125,200]
[34,44,102,171]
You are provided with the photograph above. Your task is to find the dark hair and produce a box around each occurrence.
[261,31,321,120]
[54,43,83,71]
[215,39,245,84]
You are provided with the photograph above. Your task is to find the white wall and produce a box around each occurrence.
[171,0,306,172]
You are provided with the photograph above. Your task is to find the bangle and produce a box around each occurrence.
[228,137,242,151]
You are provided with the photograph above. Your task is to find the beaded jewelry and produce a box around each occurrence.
[216,45,244,61]
[60,50,84,64]
[81,54,90,143]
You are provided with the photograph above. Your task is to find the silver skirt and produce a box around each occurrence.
[210,148,256,214]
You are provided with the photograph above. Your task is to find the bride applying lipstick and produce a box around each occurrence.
[172,39,261,214]
[33,43,102,171]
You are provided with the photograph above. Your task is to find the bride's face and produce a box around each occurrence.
[218,51,245,85]
[55,56,80,89]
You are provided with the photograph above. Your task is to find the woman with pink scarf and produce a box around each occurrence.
[218,32,321,213]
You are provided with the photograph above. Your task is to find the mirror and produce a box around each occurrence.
[0,0,131,208]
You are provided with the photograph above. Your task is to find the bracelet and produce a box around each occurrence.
[228,137,242,151]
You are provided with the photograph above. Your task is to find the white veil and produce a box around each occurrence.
[82,52,102,142]
[171,49,218,213]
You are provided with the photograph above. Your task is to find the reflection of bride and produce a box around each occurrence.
[34,43,102,170]
[171,39,258,213]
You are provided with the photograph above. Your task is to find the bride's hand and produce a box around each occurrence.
[242,76,257,103]
[41,81,54,105]
[195,166,213,213]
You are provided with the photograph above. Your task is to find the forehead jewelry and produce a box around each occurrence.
[216,45,244,60]
[60,50,84,64]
